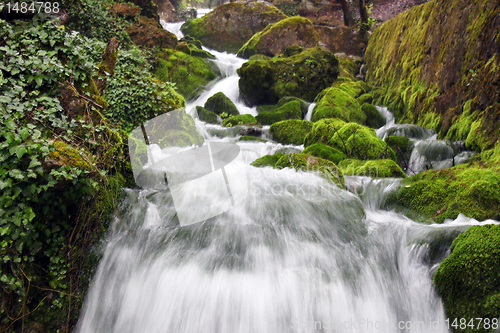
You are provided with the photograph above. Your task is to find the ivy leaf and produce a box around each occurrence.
[9,145,27,159]
[34,75,44,87]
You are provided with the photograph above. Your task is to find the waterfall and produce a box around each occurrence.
[75,26,496,333]
[304,103,316,122]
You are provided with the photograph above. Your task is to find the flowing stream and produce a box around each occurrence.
[76,21,498,333]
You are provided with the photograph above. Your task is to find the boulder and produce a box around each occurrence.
[256,100,302,125]
[222,114,257,127]
[154,49,216,99]
[196,106,218,124]
[238,47,339,106]
[315,25,367,57]
[205,92,239,116]
[275,153,345,186]
[250,152,285,168]
[180,2,286,53]
[269,119,313,145]
[237,16,319,59]
[362,103,385,128]
[301,143,347,165]
[384,135,414,171]
[125,16,177,49]
[312,87,365,123]
[339,159,406,178]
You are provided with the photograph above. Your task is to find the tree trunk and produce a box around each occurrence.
[337,0,354,27]
[359,0,368,26]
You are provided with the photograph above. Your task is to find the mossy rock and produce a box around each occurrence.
[275,153,345,187]
[312,87,365,123]
[154,49,217,100]
[339,159,406,178]
[125,16,177,49]
[328,123,396,161]
[196,106,218,124]
[336,53,362,79]
[304,118,347,147]
[222,114,256,127]
[301,143,347,165]
[180,2,286,53]
[357,93,373,105]
[248,54,272,61]
[237,16,319,59]
[384,135,414,170]
[204,92,239,116]
[283,45,304,57]
[238,47,339,106]
[255,100,302,125]
[175,41,216,59]
[150,110,204,148]
[276,96,309,115]
[433,224,500,330]
[250,152,285,167]
[239,135,267,142]
[386,164,500,223]
[269,119,313,145]
[361,103,385,129]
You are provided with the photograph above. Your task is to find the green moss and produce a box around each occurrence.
[238,47,339,105]
[50,141,92,170]
[357,93,373,105]
[312,87,365,123]
[256,100,302,125]
[204,92,239,116]
[386,163,500,223]
[154,49,217,100]
[222,114,257,127]
[275,153,345,187]
[433,224,500,331]
[196,106,218,124]
[301,143,347,165]
[361,103,385,128]
[337,54,361,79]
[384,135,414,170]
[324,123,396,161]
[269,119,313,145]
[304,118,346,147]
[154,110,204,147]
[339,159,406,178]
[250,152,285,167]
[237,16,319,59]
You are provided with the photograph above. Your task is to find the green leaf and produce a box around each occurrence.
[34,75,44,87]
[9,145,27,159]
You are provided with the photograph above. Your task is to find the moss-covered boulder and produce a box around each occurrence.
[336,54,363,79]
[386,163,500,223]
[180,2,286,53]
[301,143,347,165]
[175,41,215,59]
[315,25,367,57]
[238,47,339,106]
[357,93,373,105]
[362,103,385,128]
[125,16,177,49]
[339,159,406,178]
[196,106,218,124]
[275,153,345,186]
[237,16,319,59]
[250,152,285,167]
[239,135,267,143]
[204,92,239,116]
[222,114,256,127]
[269,119,313,145]
[365,0,500,150]
[311,80,369,123]
[255,100,302,125]
[384,135,414,171]
[305,121,396,161]
[433,224,500,329]
[257,96,309,117]
[154,49,217,99]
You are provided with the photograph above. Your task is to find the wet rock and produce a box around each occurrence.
[237,17,319,59]
[239,127,264,137]
[256,100,302,125]
[205,92,239,116]
[269,119,313,145]
[181,2,286,53]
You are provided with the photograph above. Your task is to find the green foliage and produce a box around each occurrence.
[62,0,131,43]
[269,119,313,145]
[433,224,500,331]
[104,47,185,132]
[301,143,347,165]
[0,16,128,331]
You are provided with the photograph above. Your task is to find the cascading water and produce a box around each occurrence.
[76,22,498,333]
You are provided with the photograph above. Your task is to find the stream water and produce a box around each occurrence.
[75,21,498,333]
